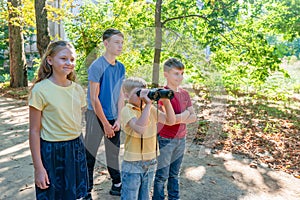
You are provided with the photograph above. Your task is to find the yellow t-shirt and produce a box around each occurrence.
[29,79,86,141]
[121,103,160,161]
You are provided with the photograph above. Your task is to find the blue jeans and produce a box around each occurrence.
[121,159,157,200]
[153,136,186,200]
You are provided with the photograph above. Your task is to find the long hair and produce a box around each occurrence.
[32,41,77,88]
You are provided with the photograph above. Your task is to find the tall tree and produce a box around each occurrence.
[35,0,50,57]
[150,0,239,86]
[7,0,27,87]
[65,0,300,89]
[152,0,162,87]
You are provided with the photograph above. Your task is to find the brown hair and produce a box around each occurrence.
[102,28,124,41]
[163,58,185,72]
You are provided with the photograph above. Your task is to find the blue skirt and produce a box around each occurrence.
[36,136,88,200]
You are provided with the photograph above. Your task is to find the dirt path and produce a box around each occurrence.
[0,96,300,200]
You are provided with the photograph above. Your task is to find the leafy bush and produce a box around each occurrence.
[0,73,10,83]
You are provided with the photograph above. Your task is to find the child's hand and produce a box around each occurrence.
[112,119,121,131]
[35,166,50,189]
[104,123,115,138]
[160,98,171,105]
[139,89,152,105]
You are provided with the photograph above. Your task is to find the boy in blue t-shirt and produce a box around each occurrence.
[84,28,125,199]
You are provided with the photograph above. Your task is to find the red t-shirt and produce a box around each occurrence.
[157,87,192,139]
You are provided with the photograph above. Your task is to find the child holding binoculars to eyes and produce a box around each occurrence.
[120,77,175,200]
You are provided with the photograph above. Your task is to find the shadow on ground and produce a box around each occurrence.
[0,96,300,200]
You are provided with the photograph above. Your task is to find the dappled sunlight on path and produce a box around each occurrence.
[0,97,34,200]
[0,96,300,199]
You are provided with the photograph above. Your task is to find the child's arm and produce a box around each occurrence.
[175,110,190,124]
[127,89,152,134]
[89,81,114,138]
[176,92,197,124]
[128,103,151,134]
[113,89,125,132]
[29,106,50,189]
[179,106,197,124]
[158,99,190,125]
[158,99,176,125]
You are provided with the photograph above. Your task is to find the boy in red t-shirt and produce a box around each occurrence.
[153,58,197,200]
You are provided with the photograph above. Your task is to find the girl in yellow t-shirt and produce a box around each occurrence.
[28,41,88,199]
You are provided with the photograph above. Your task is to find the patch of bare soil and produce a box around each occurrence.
[0,91,300,199]
[192,86,300,178]
[0,84,29,101]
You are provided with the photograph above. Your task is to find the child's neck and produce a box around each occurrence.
[128,99,144,110]
[103,52,116,65]
[49,75,71,87]
[166,83,179,92]
[129,102,142,109]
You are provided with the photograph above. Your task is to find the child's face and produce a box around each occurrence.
[104,34,124,56]
[127,87,142,107]
[164,68,184,87]
[47,47,76,77]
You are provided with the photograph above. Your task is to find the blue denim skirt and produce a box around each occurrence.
[36,136,88,200]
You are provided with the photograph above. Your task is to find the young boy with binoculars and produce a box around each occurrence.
[120,77,175,200]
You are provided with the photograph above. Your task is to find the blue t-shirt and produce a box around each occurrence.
[87,56,125,120]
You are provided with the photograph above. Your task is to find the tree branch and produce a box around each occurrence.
[218,32,236,48]
[162,14,208,26]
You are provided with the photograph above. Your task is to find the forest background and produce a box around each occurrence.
[0,0,300,193]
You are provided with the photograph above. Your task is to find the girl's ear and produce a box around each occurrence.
[46,56,53,65]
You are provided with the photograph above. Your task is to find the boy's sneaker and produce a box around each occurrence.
[109,184,121,196]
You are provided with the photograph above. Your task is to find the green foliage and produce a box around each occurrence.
[65,1,108,55]
[190,0,298,101]
[0,73,10,83]
[259,72,294,101]
[260,0,300,40]
[268,36,300,59]
[0,1,9,67]
[27,67,38,81]
[1,0,299,93]
[62,0,300,98]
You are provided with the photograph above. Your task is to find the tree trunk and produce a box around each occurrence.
[152,0,162,88]
[35,0,50,57]
[8,0,28,88]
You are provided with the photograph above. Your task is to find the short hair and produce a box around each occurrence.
[163,58,184,72]
[102,28,124,41]
[122,77,147,95]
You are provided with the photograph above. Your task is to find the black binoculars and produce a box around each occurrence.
[136,88,174,101]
